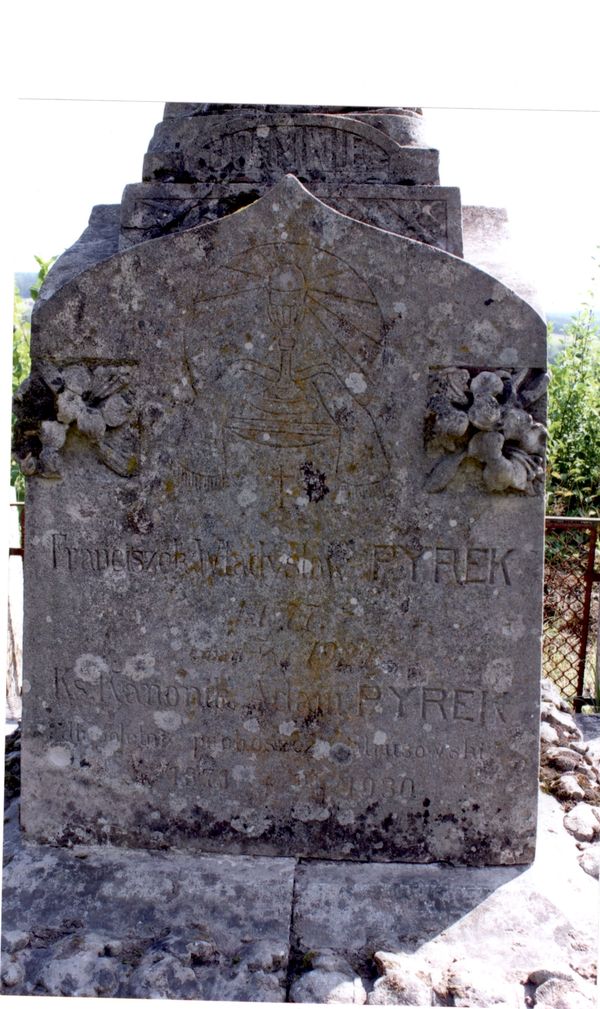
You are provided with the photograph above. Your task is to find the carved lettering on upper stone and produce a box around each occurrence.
[144,114,423,186]
[198,124,390,178]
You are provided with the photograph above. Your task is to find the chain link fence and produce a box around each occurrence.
[543,517,599,712]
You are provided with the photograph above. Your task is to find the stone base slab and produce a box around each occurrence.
[2,792,596,1001]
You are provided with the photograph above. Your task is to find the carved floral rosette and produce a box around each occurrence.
[424,367,548,494]
[13,362,139,479]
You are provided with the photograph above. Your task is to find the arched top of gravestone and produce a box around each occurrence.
[143,113,439,185]
[32,175,544,374]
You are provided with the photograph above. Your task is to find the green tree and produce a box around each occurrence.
[11,256,56,499]
[546,298,600,516]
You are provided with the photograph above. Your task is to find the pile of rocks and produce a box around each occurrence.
[539,679,600,878]
[1,924,287,1001]
[288,948,597,1006]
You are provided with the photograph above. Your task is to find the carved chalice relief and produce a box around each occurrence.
[179,242,390,503]
[229,266,338,449]
[424,367,548,495]
[226,260,389,503]
[227,265,340,499]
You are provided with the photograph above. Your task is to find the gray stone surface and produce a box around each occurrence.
[578,844,600,878]
[162,104,424,126]
[292,793,597,998]
[160,105,430,148]
[6,488,22,721]
[37,204,121,303]
[120,103,452,260]
[142,111,439,186]
[15,173,546,862]
[292,859,524,955]
[120,181,463,255]
[1,798,294,999]
[3,790,596,1001]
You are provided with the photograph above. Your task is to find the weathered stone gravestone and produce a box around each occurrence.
[13,105,546,865]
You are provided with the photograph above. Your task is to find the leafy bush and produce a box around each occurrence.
[11,256,56,499]
[546,296,600,516]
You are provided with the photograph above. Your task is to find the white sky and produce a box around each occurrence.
[12,101,600,312]
[4,0,600,318]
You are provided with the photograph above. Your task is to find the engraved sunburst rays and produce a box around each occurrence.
[180,241,391,490]
[189,241,387,385]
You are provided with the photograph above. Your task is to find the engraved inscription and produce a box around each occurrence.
[370,543,514,585]
[52,666,509,727]
[300,772,416,805]
[54,667,235,713]
[198,124,390,179]
[50,533,517,587]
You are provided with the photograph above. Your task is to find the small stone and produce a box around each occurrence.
[373,950,410,974]
[62,364,92,395]
[571,741,590,757]
[159,934,196,964]
[578,845,600,878]
[196,964,285,1001]
[534,976,594,1008]
[1,930,29,953]
[308,950,356,974]
[238,939,287,972]
[564,803,600,841]
[540,722,559,746]
[555,774,585,801]
[437,963,522,1007]
[541,704,582,738]
[127,952,199,999]
[290,969,367,1004]
[540,679,566,706]
[38,951,121,997]
[526,969,574,986]
[1,958,25,988]
[368,970,431,1005]
[545,746,584,772]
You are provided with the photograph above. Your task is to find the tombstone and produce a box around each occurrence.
[13,105,546,865]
